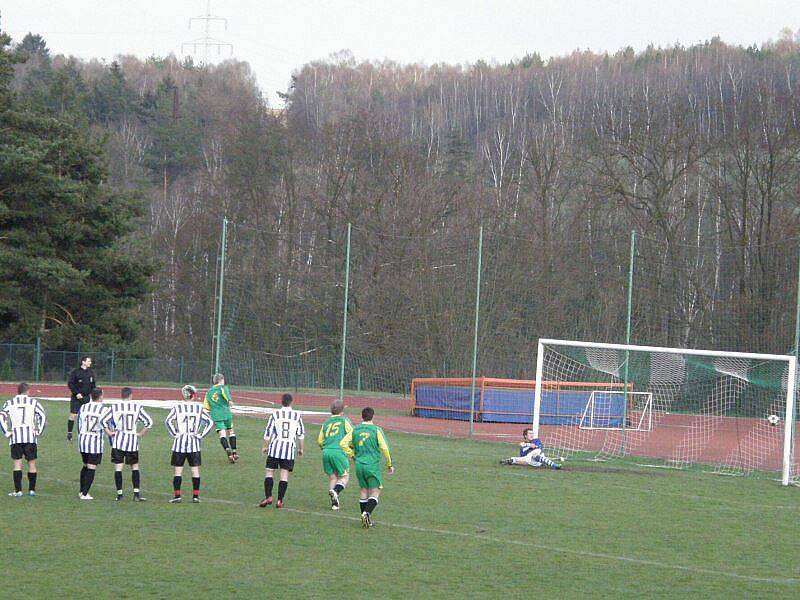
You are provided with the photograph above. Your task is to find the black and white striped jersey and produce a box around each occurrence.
[1,395,46,445]
[165,402,213,453]
[101,402,153,452]
[264,407,305,460]
[78,402,109,454]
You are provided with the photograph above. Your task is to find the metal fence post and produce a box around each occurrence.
[33,337,41,381]
[338,223,352,402]
[468,224,484,437]
[213,216,228,377]
[622,230,637,454]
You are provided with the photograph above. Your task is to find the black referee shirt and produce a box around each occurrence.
[68,367,96,401]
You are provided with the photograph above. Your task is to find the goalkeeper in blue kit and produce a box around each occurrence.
[500,428,561,469]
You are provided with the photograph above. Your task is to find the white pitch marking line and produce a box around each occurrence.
[36,476,798,585]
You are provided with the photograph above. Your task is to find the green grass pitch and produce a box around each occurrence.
[1,400,798,598]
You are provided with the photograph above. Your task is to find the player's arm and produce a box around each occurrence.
[317,424,325,448]
[34,401,47,435]
[67,369,80,396]
[0,409,9,438]
[137,408,154,436]
[164,408,178,437]
[377,429,393,472]
[222,386,234,408]
[339,430,354,459]
[101,411,116,437]
[297,417,305,456]
[198,410,214,438]
[203,394,211,411]
[262,416,274,455]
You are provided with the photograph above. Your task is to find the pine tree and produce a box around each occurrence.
[0,24,155,348]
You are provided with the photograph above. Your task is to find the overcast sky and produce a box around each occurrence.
[2,1,799,106]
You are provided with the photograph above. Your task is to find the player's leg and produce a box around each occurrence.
[189,463,201,502]
[358,488,371,528]
[217,425,234,461]
[276,466,291,508]
[130,458,145,501]
[67,397,81,440]
[112,452,124,500]
[327,474,339,509]
[227,426,238,460]
[363,482,381,526]
[79,459,89,497]
[258,464,275,506]
[171,457,184,502]
[9,453,23,496]
[26,454,37,496]
[538,452,561,469]
[329,453,349,510]
[83,463,98,499]
[67,412,77,440]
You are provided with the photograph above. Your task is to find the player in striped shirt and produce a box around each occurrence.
[340,407,394,528]
[165,385,214,503]
[101,387,153,501]
[258,393,304,509]
[76,388,110,500]
[1,383,47,497]
[317,400,353,510]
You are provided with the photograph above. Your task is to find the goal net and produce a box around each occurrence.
[534,339,797,485]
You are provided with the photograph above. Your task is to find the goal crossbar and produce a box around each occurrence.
[533,338,798,486]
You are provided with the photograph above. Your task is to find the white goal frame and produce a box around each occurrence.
[533,338,797,486]
[579,390,653,431]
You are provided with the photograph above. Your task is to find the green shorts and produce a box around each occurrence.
[355,462,383,489]
[322,449,349,476]
[213,416,233,431]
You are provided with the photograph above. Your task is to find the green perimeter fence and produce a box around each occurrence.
[0,342,209,387]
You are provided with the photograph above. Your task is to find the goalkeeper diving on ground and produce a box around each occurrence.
[500,428,561,469]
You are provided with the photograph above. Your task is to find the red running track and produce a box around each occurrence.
[1,383,790,471]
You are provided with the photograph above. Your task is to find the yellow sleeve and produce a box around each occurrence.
[203,397,210,411]
[339,430,354,459]
[317,425,325,449]
[345,419,353,434]
[377,430,392,468]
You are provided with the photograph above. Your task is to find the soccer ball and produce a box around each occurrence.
[767,414,780,426]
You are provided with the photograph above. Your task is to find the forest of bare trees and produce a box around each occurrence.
[8,32,800,378]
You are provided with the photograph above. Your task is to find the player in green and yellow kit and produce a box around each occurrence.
[317,400,353,511]
[204,373,238,463]
[340,406,394,528]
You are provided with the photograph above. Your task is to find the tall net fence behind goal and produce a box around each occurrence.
[533,339,797,484]
[216,221,346,391]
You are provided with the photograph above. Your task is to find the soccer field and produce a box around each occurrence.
[1,400,798,598]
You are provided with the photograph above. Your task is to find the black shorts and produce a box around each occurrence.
[81,452,102,466]
[171,451,201,467]
[265,456,294,472]
[111,448,139,465]
[70,397,89,414]
[10,443,37,461]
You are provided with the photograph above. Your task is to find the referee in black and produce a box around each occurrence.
[67,355,96,441]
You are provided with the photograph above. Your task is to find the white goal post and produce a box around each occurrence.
[533,338,797,486]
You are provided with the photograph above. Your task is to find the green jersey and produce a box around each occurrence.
[340,422,392,467]
[204,384,233,419]
[318,415,353,450]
